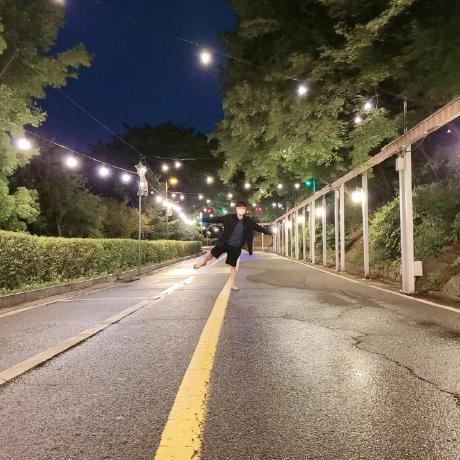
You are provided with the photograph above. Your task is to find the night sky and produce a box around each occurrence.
[40,0,235,151]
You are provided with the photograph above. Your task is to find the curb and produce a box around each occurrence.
[0,251,204,310]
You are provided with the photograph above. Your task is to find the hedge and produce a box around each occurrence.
[0,231,202,293]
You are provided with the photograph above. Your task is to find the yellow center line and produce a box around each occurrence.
[153,278,232,460]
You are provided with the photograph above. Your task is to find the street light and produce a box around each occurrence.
[315,207,325,218]
[161,163,169,173]
[168,177,178,186]
[352,188,365,204]
[364,100,374,112]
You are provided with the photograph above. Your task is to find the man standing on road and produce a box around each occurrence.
[194,200,272,291]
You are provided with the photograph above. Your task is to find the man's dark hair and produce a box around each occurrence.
[235,200,247,207]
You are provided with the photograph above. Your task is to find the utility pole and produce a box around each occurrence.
[135,162,148,277]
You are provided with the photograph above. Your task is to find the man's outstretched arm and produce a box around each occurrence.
[202,215,225,224]
[254,223,272,235]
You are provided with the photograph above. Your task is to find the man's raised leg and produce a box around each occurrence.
[194,250,214,269]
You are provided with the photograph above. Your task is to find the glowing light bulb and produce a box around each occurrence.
[352,189,365,203]
[98,165,110,177]
[174,161,182,169]
[297,83,309,96]
[16,137,32,151]
[121,173,131,183]
[161,164,169,172]
[200,49,212,66]
[354,115,363,125]
[66,156,78,168]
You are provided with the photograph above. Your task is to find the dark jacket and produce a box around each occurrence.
[202,214,272,255]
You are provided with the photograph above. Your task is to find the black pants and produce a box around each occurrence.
[210,244,242,267]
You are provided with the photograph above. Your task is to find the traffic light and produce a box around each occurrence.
[304,177,317,193]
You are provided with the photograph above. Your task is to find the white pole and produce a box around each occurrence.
[340,184,346,272]
[295,210,299,259]
[334,190,340,271]
[322,195,327,266]
[138,194,142,277]
[310,201,316,264]
[302,206,307,260]
[397,146,416,293]
[362,173,370,278]
[284,218,289,257]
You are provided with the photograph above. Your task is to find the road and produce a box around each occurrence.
[0,252,459,460]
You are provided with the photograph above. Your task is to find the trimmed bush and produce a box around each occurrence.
[0,231,201,293]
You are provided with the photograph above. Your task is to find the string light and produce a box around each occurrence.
[244,182,251,190]
[15,137,32,151]
[230,202,235,207]
[297,83,309,97]
[198,194,204,200]
[206,199,211,204]
[200,49,212,66]
[227,192,233,199]
[354,115,363,125]
[277,183,283,190]
[180,194,185,201]
[174,161,182,169]
[161,163,169,172]
[171,193,177,198]
[155,195,163,203]
[98,165,110,177]
[294,183,300,189]
[206,175,214,184]
[66,156,78,168]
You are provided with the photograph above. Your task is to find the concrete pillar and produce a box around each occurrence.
[334,190,339,271]
[362,173,370,278]
[302,206,307,259]
[397,146,416,293]
[295,210,299,259]
[309,201,316,264]
[340,184,346,272]
[322,195,327,266]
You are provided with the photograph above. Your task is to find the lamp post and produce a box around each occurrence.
[135,162,148,277]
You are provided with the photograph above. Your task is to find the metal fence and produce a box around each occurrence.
[271,97,460,294]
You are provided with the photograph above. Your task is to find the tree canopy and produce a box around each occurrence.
[216,0,460,201]
[0,0,91,230]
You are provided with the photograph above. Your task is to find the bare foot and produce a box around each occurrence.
[193,263,203,270]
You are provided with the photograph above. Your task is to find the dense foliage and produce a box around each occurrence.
[370,182,460,260]
[0,0,90,230]
[0,230,201,293]
[217,0,460,201]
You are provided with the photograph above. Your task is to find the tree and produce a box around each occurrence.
[216,0,460,202]
[0,0,91,230]
[88,123,221,206]
[13,142,105,237]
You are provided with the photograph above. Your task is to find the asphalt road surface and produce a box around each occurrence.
[0,252,459,460]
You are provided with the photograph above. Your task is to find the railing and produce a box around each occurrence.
[271,97,460,294]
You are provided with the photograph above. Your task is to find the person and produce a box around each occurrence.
[194,200,272,291]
